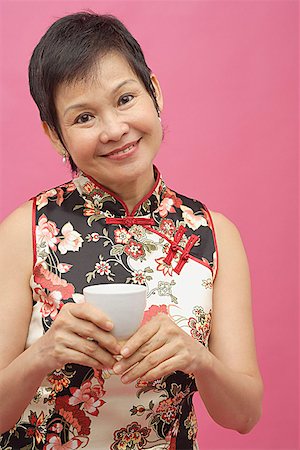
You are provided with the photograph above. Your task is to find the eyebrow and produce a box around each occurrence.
[63,79,139,117]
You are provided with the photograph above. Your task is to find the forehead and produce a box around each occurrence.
[55,52,139,104]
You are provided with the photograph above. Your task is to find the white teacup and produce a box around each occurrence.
[83,284,147,341]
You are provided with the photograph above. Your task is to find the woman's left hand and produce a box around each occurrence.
[112,313,210,383]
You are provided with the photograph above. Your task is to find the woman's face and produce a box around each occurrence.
[48,51,163,195]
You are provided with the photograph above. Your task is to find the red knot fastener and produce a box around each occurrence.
[124,218,134,228]
[174,234,199,274]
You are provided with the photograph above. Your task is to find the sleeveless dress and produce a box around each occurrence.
[0,167,217,450]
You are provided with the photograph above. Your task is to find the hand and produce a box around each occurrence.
[36,302,122,372]
[112,313,208,383]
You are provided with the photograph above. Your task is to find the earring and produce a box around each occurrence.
[62,150,68,164]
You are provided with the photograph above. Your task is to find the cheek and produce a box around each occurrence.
[65,130,98,155]
[139,113,162,140]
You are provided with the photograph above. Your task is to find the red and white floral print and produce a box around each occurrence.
[114,227,132,244]
[95,260,111,276]
[33,287,62,319]
[33,264,75,300]
[25,411,46,444]
[159,218,176,237]
[48,369,72,393]
[36,188,57,210]
[142,304,168,325]
[131,270,147,285]
[61,181,77,193]
[184,410,198,440]
[129,224,146,241]
[50,423,63,434]
[44,435,83,450]
[155,256,174,276]
[86,232,101,242]
[157,197,175,218]
[82,199,101,218]
[188,306,212,346]
[2,171,217,450]
[58,222,83,254]
[36,214,59,251]
[69,380,105,416]
[156,398,178,424]
[180,205,208,231]
[111,422,151,450]
[124,240,145,260]
[55,395,91,436]
[157,188,183,218]
[57,263,73,274]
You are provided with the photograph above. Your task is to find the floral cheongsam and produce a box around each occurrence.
[0,167,217,450]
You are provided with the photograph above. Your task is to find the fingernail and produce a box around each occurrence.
[121,347,130,357]
[113,364,122,374]
[105,321,114,330]
[121,375,129,383]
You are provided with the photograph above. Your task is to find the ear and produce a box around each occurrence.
[150,74,163,113]
[42,122,66,156]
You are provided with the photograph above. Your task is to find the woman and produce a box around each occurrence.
[0,12,263,450]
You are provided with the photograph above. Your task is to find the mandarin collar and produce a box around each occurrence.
[73,166,167,219]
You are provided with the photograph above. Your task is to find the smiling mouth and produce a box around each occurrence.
[104,139,140,157]
[110,143,135,156]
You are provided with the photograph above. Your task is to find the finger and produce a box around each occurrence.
[58,346,107,370]
[61,302,114,332]
[65,315,121,355]
[141,356,182,382]
[120,319,160,358]
[65,332,117,368]
[120,343,176,383]
[113,331,166,374]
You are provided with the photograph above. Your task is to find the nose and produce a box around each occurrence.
[99,113,129,143]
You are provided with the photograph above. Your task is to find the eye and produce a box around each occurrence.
[118,94,134,106]
[75,113,94,124]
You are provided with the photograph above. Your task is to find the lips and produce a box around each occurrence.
[103,139,140,158]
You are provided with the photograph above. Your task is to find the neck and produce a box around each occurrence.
[115,168,156,214]
[88,165,156,214]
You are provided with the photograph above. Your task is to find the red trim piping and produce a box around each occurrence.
[188,253,214,274]
[83,165,161,217]
[203,205,219,281]
[31,197,37,268]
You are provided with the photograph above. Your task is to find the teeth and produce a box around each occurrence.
[115,144,134,155]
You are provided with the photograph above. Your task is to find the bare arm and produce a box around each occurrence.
[111,212,263,434]
[0,202,121,433]
[193,212,263,433]
[0,201,46,433]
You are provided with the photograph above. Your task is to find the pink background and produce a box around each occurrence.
[0,1,298,449]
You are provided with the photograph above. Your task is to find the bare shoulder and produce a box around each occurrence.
[209,210,248,269]
[209,210,243,242]
[0,200,33,261]
[0,201,34,368]
[1,200,33,231]
[208,209,250,297]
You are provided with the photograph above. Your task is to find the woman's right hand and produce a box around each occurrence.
[36,302,122,372]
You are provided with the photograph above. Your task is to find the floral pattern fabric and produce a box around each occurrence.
[0,168,216,450]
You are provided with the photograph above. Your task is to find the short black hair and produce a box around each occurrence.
[29,12,160,172]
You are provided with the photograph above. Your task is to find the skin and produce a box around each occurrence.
[45,52,163,212]
[0,51,263,435]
